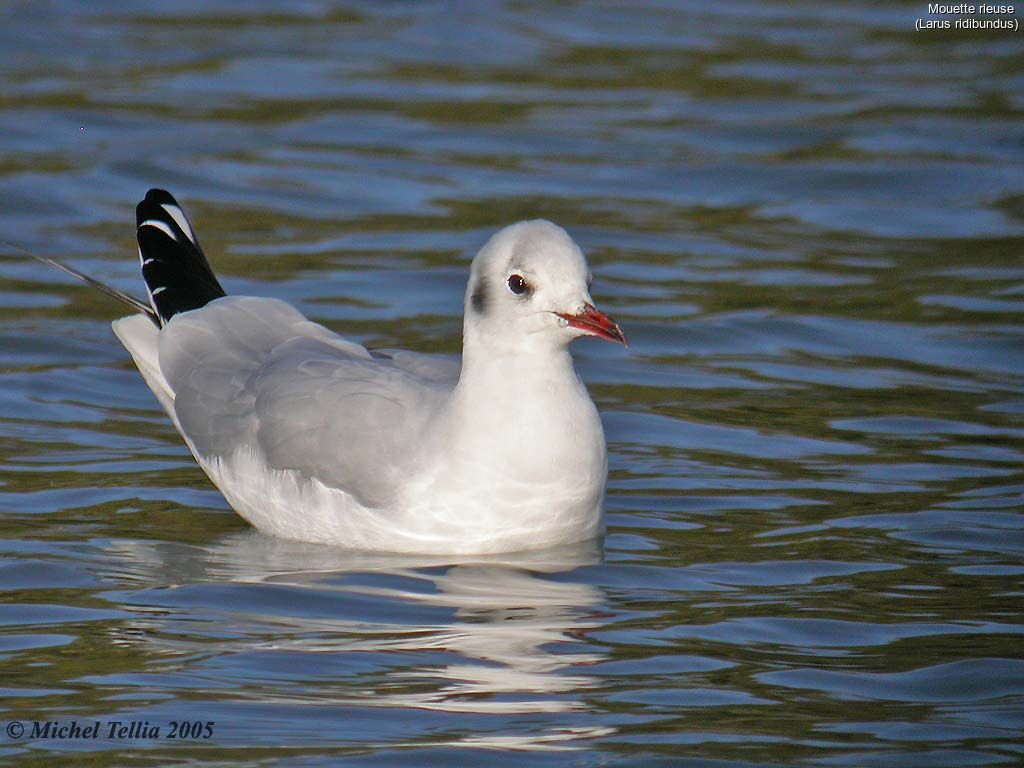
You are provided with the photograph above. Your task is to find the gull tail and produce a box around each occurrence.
[136,189,226,326]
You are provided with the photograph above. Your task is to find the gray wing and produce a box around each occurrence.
[157,296,455,506]
[369,348,461,385]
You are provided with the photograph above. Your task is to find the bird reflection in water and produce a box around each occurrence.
[105,532,614,748]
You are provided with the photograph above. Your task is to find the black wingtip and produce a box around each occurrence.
[137,189,199,246]
[136,189,225,326]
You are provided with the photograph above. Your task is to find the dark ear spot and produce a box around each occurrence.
[471,278,488,314]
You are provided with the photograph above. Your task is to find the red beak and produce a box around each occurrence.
[555,303,627,346]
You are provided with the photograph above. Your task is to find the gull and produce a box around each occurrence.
[30,190,626,554]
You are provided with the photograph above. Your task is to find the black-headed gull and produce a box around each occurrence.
[40,190,627,554]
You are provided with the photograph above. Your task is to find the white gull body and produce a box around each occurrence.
[112,220,624,554]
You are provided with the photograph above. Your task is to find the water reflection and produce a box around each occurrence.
[104,533,608,722]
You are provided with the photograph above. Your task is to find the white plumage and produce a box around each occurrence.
[112,209,626,554]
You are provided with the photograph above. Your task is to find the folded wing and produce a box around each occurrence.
[157,296,455,507]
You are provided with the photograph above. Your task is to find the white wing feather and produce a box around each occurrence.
[133,296,455,507]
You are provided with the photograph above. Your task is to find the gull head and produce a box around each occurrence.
[463,220,626,355]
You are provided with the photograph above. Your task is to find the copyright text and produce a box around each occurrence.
[5,720,215,740]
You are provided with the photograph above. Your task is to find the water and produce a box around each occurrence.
[1,1,1023,765]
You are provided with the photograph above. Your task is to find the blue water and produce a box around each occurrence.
[1,2,1023,765]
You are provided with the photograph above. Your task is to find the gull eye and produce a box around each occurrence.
[507,274,529,295]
